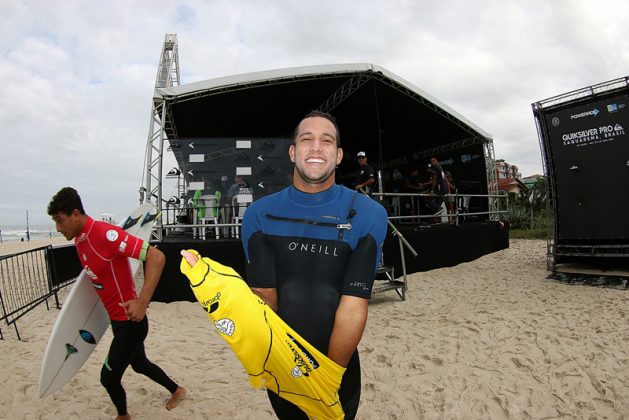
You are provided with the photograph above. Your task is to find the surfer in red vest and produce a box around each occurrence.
[48,187,186,420]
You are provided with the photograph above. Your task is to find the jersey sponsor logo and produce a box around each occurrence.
[290,366,303,378]
[201,292,222,314]
[288,241,339,257]
[106,230,119,242]
[215,318,235,336]
[287,333,320,370]
[285,337,314,377]
[118,240,127,253]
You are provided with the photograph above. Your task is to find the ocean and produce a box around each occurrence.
[0,224,61,242]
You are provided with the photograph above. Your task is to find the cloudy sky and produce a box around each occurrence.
[1,0,628,226]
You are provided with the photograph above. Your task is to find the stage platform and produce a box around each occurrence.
[152,220,509,303]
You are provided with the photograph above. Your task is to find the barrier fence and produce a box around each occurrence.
[0,245,79,340]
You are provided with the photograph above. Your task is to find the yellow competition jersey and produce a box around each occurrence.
[180,250,345,420]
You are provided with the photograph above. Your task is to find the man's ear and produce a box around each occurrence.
[289,144,295,163]
[336,147,343,165]
[71,209,82,220]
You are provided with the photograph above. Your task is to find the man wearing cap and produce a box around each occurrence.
[354,151,375,194]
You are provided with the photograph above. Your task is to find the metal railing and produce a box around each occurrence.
[158,191,509,241]
[0,246,76,340]
[372,191,508,225]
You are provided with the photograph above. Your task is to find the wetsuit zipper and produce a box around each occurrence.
[264,191,359,241]
[264,214,352,240]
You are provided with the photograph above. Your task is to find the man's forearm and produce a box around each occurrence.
[251,287,278,312]
[327,295,368,367]
[138,246,165,305]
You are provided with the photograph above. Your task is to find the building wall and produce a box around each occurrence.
[495,159,521,180]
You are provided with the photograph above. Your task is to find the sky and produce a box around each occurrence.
[1,0,628,226]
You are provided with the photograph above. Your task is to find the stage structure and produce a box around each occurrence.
[532,76,629,276]
[141,35,500,241]
[138,34,509,302]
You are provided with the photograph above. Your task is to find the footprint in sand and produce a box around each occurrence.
[362,382,377,401]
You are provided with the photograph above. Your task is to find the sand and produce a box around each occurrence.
[0,237,71,257]
[1,239,628,419]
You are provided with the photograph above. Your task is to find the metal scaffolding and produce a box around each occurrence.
[140,34,180,240]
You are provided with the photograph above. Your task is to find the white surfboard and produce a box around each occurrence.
[38,203,159,398]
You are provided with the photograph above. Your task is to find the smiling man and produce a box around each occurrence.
[241,110,388,419]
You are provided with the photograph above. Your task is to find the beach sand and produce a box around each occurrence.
[0,237,71,256]
[1,239,628,419]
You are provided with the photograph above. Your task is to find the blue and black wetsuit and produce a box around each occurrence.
[242,184,388,419]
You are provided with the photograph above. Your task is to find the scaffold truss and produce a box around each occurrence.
[141,34,180,240]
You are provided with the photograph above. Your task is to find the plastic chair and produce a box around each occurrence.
[200,195,220,240]
[231,192,253,238]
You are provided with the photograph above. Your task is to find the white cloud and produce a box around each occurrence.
[1,0,628,225]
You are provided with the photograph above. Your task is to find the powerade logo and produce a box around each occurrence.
[570,108,599,119]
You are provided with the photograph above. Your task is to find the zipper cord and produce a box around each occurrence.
[339,192,359,240]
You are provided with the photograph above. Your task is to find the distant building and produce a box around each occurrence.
[497,178,527,195]
[495,159,521,180]
[522,174,545,188]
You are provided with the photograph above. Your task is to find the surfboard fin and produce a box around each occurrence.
[141,210,160,227]
[121,215,143,230]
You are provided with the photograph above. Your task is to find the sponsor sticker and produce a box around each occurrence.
[215,318,235,336]
[291,366,303,378]
[106,230,119,242]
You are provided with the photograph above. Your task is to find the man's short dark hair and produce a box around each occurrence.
[293,110,341,147]
[47,187,85,216]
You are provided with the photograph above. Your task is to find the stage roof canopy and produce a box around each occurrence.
[155,63,492,168]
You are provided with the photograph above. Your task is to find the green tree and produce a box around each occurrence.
[506,177,549,230]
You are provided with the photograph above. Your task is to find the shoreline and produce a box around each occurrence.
[0,237,71,257]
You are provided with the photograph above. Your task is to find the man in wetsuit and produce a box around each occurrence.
[241,110,388,419]
[47,187,185,420]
